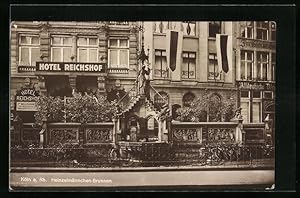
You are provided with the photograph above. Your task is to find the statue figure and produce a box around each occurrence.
[137,65,150,98]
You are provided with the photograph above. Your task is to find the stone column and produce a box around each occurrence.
[158,120,162,142]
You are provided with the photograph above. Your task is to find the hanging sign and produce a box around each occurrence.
[15,87,39,111]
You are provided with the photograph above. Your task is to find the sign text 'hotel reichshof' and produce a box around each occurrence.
[36,62,106,73]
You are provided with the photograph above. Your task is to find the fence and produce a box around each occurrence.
[10,143,274,168]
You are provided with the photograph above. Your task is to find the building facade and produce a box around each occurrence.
[10,21,140,123]
[10,21,276,143]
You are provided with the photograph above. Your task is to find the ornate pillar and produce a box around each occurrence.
[37,76,47,95]
[69,76,77,92]
[97,76,106,95]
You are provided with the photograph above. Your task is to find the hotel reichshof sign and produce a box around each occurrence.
[36,62,106,73]
[15,87,39,112]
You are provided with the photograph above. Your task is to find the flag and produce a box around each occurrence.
[166,30,183,72]
[216,34,232,74]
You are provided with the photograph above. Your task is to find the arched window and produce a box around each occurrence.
[182,92,195,107]
[154,91,169,110]
[172,104,181,120]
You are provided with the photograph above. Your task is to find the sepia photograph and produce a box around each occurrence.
[9,20,277,190]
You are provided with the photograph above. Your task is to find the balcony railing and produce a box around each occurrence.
[107,68,129,74]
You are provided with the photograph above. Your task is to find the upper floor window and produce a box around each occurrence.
[18,35,40,66]
[77,37,98,62]
[240,21,254,39]
[154,49,168,78]
[256,21,269,40]
[182,21,196,36]
[208,53,220,80]
[51,36,72,62]
[256,52,269,81]
[108,38,129,68]
[271,53,276,81]
[182,52,196,79]
[271,22,276,41]
[209,21,221,38]
[240,50,254,80]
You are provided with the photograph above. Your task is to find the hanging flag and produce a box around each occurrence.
[216,34,232,74]
[166,29,183,81]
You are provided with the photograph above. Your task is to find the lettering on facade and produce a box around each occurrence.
[36,62,105,73]
[239,39,276,50]
[237,81,275,91]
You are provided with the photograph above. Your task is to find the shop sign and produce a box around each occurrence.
[239,39,276,50]
[36,62,106,73]
[15,87,39,111]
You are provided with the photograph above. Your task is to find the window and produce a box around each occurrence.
[252,102,261,123]
[51,36,72,62]
[256,52,269,81]
[263,91,273,99]
[182,52,196,79]
[256,22,269,40]
[172,104,181,119]
[77,37,98,62]
[253,91,261,99]
[271,22,276,41]
[241,91,249,98]
[271,53,276,81]
[182,21,196,36]
[209,22,221,38]
[241,21,254,39]
[18,35,40,66]
[208,53,220,80]
[183,92,195,107]
[240,50,254,80]
[108,38,129,68]
[240,102,250,123]
[154,50,168,78]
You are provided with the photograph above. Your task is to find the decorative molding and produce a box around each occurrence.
[50,128,79,144]
[172,128,200,142]
[207,128,235,143]
[85,128,112,143]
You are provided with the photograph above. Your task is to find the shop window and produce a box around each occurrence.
[77,37,98,62]
[18,35,40,66]
[51,36,72,62]
[240,21,254,39]
[182,21,196,36]
[182,52,196,79]
[271,53,276,81]
[208,53,220,80]
[256,21,269,40]
[182,92,195,107]
[240,50,254,80]
[108,39,129,68]
[76,76,98,95]
[45,76,72,97]
[271,22,276,41]
[154,91,169,110]
[256,52,269,81]
[154,50,168,78]
[209,21,221,38]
